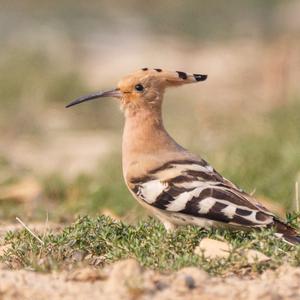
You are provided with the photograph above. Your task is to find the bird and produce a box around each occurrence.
[66,68,300,245]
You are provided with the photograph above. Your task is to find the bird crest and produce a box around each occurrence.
[139,68,207,84]
[118,68,207,89]
[66,68,207,108]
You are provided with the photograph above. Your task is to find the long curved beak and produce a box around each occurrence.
[65,88,122,108]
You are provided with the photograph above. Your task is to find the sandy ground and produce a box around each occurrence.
[0,223,299,300]
[1,259,300,300]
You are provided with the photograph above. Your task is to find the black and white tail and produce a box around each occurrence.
[274,219,300,245]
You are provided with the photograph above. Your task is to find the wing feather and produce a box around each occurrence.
[130,159,276,228]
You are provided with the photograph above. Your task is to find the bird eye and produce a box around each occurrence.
[134,84,144,92]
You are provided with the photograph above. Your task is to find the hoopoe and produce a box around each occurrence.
[66,68,300,244]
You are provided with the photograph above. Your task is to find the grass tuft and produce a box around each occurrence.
[2,215,300,275]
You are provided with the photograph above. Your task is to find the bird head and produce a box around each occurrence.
[66,68,207,112]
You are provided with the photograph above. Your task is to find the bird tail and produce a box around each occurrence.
[274,219,300,245]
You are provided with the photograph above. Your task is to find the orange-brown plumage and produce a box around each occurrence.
[66,68,300,244]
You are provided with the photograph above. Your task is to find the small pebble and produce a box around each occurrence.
[185,275,196,289]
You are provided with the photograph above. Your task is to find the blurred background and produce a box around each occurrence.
[0,0,300,224]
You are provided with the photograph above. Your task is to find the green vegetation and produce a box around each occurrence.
[2,215,300,275]
[220,100,300,208]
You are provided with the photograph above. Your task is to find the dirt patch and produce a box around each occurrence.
[0,259,299,300]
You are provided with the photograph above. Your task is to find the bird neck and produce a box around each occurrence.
[122,106,186,177]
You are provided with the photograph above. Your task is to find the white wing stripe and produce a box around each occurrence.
[139,180,167,204]
[221,205,236,218]
[167,187,202,211]
[198,197,216,214]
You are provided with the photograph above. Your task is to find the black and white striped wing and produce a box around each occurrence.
[130,160,275,227]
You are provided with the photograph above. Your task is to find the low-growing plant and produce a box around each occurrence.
[2,215,300,275]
